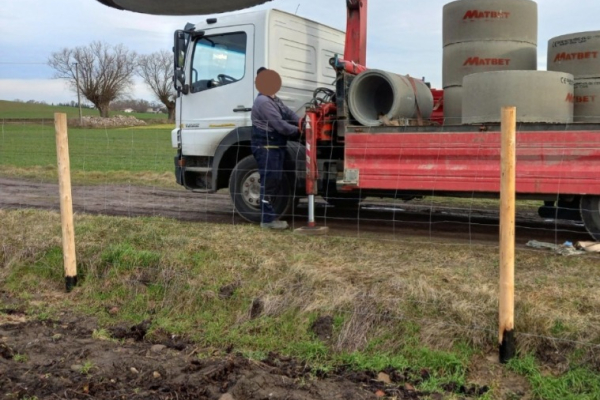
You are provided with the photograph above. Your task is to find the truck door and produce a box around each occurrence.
[179,25,255,157]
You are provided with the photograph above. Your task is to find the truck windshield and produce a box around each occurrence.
[190,32,247,93]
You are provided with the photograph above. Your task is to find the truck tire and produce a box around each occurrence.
[580,195,600,241]
[229,155,293,223]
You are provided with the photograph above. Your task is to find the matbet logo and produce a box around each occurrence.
[554,52,599,62]
[565,93,597,103]
[463,57,511,66]
[463,10,511,20]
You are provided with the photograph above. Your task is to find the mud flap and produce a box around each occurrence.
[174,155,184,186]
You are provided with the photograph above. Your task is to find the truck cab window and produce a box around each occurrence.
[190,32,247,93]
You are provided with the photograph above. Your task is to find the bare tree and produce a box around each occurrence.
[137,50,176,121]
[48,42,137,117]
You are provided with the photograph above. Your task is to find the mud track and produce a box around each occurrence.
[0,177,590,244]
[0,299,491,399]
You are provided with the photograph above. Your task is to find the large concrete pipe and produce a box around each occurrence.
[443,0,538,47]
[442,86,463,125]
[443,41,538,87]
[442,0,538,124]
[462,71,574,124]
[548,31,600,78]
[348,69,434,127]
[573,79,600,123]
[442,40,537,122]
[548,31,600,122]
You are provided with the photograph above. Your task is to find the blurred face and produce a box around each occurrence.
[256,69,282,96]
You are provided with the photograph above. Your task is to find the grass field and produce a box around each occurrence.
[0,121,542,213]
[0,99,168,120]
[2,121,600,398]
[0,122,176,186]
[2,209,600,399]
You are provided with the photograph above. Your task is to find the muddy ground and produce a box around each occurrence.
[0,298,493,400]
[0,177,591,245]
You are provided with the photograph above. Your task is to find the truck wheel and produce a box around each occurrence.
[229,155,293,223]
[580,195,600,241]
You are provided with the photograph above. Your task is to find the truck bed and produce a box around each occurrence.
[343,124,600,196]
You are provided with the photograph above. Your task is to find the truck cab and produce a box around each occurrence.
[172,9,345,221]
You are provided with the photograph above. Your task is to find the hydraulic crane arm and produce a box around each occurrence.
[298,0,368,233]
[344,0,368,66]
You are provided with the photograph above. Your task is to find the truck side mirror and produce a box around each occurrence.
[174,69,184,86]
[173,30,191,93]
[173,28,204,95]
[174,31,190,68]
[174,70,189,94]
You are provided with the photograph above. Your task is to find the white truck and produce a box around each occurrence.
[172,9,345,222]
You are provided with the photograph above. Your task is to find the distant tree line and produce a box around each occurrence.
[13,99,95,108]
[14,98,165,114]
[12,99,49,105]
[48,42,175,120]
[56,100,95,109]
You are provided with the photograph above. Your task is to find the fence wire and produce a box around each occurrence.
[1,113,600,362]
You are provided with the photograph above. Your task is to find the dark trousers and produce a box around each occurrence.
[251,127,286,223]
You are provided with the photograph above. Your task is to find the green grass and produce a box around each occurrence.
[0,120,547,213]
[92,328,114,342]
[0,122,175,185]
[339,342,473,393]
[0,100,168,120]
[13,353,28,363]
[0,114,598,398]
[509,355,600,400]
[2,209,600,398]
[81,360,95,375]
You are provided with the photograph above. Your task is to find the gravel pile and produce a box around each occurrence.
[75,115,148,128]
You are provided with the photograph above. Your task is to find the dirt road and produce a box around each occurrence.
[0,177,591,244]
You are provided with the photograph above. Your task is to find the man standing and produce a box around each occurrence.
[251,67,300,229]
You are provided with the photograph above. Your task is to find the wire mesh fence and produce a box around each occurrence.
[1,109,600,370]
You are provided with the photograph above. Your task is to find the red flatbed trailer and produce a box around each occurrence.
[337,124,600,240]
[343,126,600,195]
[302,66,600,241]
[295,0,600,241]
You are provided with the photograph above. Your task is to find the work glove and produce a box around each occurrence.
[289,128,301,142]
[298,116,307,136]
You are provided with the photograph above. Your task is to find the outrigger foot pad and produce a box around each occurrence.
[294,226,330,235]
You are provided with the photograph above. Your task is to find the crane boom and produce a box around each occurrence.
[344,0,368,66]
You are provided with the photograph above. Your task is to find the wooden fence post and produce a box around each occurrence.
[499,106,517,363]
[54,113,78,292]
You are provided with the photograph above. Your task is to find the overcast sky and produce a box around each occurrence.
[1,0,599,104]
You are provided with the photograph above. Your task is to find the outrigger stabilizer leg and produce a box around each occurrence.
[295,112,329,235]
